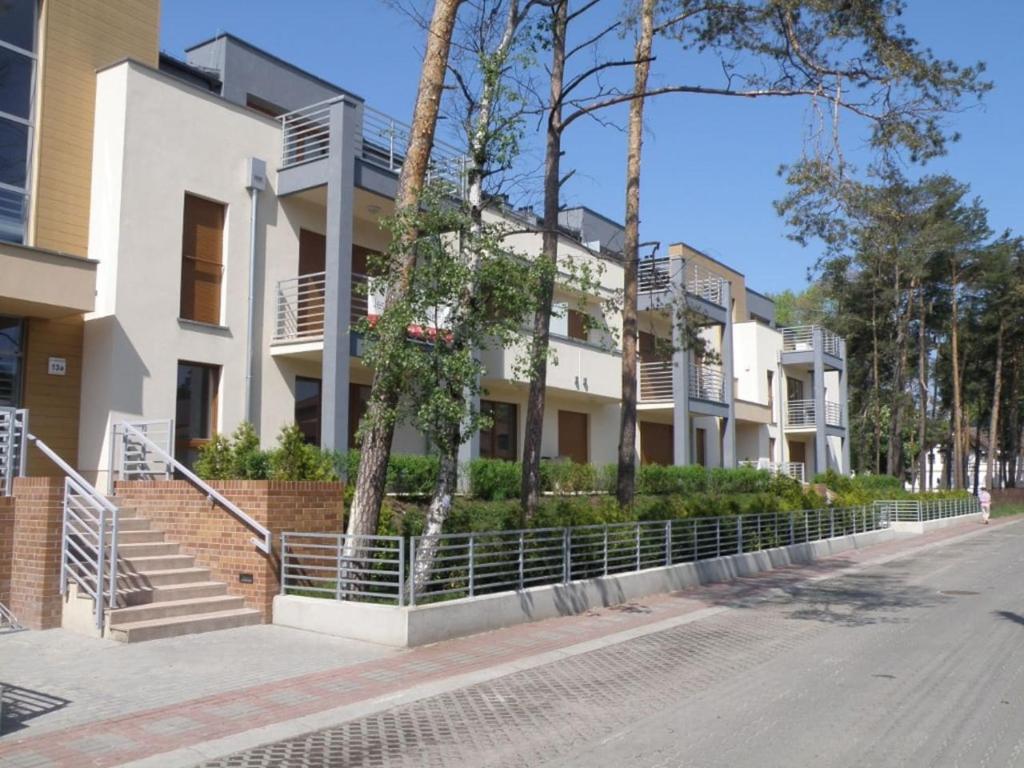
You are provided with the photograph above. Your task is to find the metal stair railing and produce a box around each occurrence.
[115,421,271,554]
[0,407,28,495]
[28,432,119,630]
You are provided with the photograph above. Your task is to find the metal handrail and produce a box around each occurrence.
[825,400,843,427]
[273,271,373,343]
[0,407,28,495]
[689,363,725,403]
[638,359,673,403]
[786,398,816,427]
[28,432,119,628]
[781,325,843,356]
[737,460,806,483]
[118,422,272,554]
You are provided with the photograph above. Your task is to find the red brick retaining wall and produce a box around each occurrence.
[9,477,65,629]
[0,495,15,609]
[114,481,345,620]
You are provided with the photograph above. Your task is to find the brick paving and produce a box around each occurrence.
[0,518,1006,768]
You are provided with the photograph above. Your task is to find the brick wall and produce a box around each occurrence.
[0,495,14,609]
[114,481,344,620]
[9,477,65,629]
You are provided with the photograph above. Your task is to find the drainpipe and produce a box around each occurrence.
[244,158,267,426]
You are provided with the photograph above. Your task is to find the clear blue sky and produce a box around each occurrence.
[160,1,1022,295]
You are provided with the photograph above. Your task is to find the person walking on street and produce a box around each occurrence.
[979,487,992,524]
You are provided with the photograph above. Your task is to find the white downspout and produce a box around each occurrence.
[244,158,267,426]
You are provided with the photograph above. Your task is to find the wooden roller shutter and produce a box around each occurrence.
[180,194,226,324]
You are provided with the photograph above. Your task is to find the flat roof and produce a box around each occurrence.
[669,240,745,277]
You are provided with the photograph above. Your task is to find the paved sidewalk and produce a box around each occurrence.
[0,517,1008,768]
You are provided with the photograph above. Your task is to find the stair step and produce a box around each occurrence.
[109,608,262,643]
[118,566,209,587]
[117,541,180,558]
[116,530,166,544]
[109,595,246,624]
[121,554,195,571]
[149,581,228,602]
[105,517,151,532]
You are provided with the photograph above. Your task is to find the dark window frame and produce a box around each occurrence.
[174,361,220,466]
[480,400,518,461]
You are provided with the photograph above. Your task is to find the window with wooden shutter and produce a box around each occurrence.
[180,193,225,324]
[567,309,588,341]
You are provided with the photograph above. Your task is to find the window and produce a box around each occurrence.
[550,303,588,342]
[348,383,371,448]
[557,410,589,464]
[767,370,774,410]
[295,377,322,445]
[0,316,25,406]
[179,194,226,324]
[480,401,517,461]
[175,362,219,467]
[0,0,37,244]
[567,309,588,341]
[768,437,776,461]
[787,376,804,401]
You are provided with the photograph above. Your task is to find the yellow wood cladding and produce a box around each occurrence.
[22,316,85,475]
[31,0,159,257]
[669,243,749,322]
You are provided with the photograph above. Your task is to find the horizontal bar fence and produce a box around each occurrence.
[281,497,979,609]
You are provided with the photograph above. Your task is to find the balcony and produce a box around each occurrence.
[637,360,726,405]
[273,271,378,345]
[738,460,806,483]
[781,325,843,359]
[480,336,621,401]
[786,399,843,428]
[637,257,728,308]
[279,100,468,196]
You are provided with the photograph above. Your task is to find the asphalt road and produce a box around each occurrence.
[202,520,1024,768]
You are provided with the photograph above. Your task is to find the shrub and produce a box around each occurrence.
[194,433,233,480]
[469,458,520,501]
[268,424,338,481]
[226,422,271,480]
[636,464,708,495]
[387,453,438,495]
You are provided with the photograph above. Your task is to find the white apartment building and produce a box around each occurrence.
[73,33,849,485]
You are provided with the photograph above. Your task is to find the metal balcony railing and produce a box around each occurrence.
[689,363,725,403]
[781,325,843,357]
[280,100,469,197]
[825,400,843,427]
[638,360,673,403]
[0,407,28,496]
[273,272,373,343]
[637,258,728,308]
[786,398,816,427]
[737,460,807,483]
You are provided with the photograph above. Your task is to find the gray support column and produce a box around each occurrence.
[671,255,690,466]
[321,98,359,452]
[840,338,850,474]
[721,281,736,468]
[776,353,786,464]
[812,326,827,475]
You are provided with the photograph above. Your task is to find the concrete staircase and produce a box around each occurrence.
[104,506,262,642]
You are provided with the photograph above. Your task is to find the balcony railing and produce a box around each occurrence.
[781,325,843,357]
[638,360,673,403]
[689,363,725,403]
[273,271,374,343]
[785,398,843,428]
[636,257,728,308]
[280,99,468,196]
[738,460,806,483]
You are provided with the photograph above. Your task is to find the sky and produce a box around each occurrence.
[160,0,1023,295]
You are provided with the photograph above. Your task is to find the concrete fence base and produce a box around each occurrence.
[275,524,917,648]
[890,512,982,535]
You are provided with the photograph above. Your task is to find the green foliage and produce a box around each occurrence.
[469,458,520,501]
[268,424,338,481]
[194,423,339,483]
[193,433,233,481]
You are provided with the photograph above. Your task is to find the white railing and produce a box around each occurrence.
[686,261,727,306]
[113,421,272,554]
[781,325,843,357]
[689,363,725,403]
[110,419,174,485]
[638,360,673,403]
[737,460,806,483]
[787,398,815,427]
[825,400,843,427]
[874,496,979,522]
[637,258,728,308]
[0,407,28,495]
[26,431,120,629]
[638,257,671,293]
[273,271,376,343]
[280,99,469,197]
[281,532,405,606]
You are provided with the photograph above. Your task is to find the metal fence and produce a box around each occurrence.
[781,325,843,356]
[689,363,725,403]
[282,498,984,608]
[874,497,979,522]
[0,407,28,496]
[638,360,672,402]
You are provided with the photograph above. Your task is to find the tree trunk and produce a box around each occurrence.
[615,0,655,508]
[346,0,462,539]
[521,0,567,522]
[986,318,1005,491]
[950,263,964,489]
[917,289,929,490]
[410,420,461,599]
[887,267,908,477]
[1007,349,1020,487]
[871,293,882,473]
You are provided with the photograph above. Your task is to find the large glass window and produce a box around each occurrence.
[295,376,322,445]
[175,361,220,467]
[480,401,518,461]
[0,316,25,406]
[0,0,36,245]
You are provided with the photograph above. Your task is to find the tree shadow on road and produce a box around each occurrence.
[993,610,1024,627]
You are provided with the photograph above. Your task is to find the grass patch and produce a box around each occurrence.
[991,503,1024,519]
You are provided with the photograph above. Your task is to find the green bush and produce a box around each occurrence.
[469,458,520,501]
[269,424,338,481]
[194,433,233,480]
[636,464,708,495]
[387,453,438,495]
